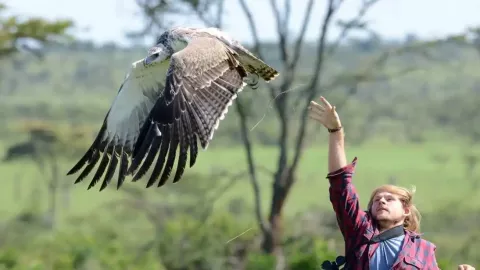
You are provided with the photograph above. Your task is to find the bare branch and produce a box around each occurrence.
[289,0,338,171]
[188,1,219,27]
[256,165,276,177]
[327,0,380,56]
[128,0,225,38]
[283,0,291,37]
[237,0,278,101]
[309,0,336,89]
[190,168,254,231]
[237,0,263,58]
[269,0,288,63]
[288,0,315,71]
[135,0,173,30]
[235,100,269,235]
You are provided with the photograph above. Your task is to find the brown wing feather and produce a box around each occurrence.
[127,37,248,187]
[66,54,171,191]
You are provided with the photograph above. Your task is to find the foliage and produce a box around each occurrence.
[0,2,73,58]
[0,202,472,269]
[4,120,93,161]
[0,203,341,270]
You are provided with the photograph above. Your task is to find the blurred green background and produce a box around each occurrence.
[1,0,479,269]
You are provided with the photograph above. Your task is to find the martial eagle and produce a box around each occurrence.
[66,27,279,191]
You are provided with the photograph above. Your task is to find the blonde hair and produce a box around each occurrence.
[367,184,421,233]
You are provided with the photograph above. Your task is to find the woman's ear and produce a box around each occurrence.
[403,206,411,217]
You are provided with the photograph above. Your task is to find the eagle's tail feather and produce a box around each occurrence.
[233,48,279,82]
[250,60,279,82]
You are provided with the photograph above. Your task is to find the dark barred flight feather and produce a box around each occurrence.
[66,27,279,191]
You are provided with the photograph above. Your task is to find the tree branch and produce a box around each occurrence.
[235,100,268,235]
[237,0,278,101]
[283,0,291,38]
[288,0,315,71]
[237,0,263,58]
[290,0,381,172]
[289,0,337,172]
[326,0,379,56]
[269,0,288,64]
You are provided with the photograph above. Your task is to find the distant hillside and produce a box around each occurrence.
[1,40,479,145]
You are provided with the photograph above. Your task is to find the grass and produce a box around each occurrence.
[1,137,479,223]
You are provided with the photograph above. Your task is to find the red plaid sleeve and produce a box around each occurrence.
[327,157,370,239]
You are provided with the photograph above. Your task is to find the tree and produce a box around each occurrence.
[102,169,254,269]
[0,2,73,58]
[0,2,75,229]
[3,120,93,230]
[129,0,468,266]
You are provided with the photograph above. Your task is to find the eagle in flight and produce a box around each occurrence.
[66,27,279,191]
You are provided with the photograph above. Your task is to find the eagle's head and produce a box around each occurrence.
[144,29,190,66]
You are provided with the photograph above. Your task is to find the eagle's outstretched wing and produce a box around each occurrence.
[127,36,249,188]
[66,57,171,191]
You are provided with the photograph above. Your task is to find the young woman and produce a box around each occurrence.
[308,96,475,270]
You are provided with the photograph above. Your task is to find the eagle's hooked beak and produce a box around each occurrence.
[144,46,164,66]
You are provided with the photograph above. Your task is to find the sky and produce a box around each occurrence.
[5,0,480,47]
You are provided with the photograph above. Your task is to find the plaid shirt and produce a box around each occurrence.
[327,157,440,270]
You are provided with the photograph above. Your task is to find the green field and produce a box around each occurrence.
[1,137,479,268]
[2,138,478,219]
